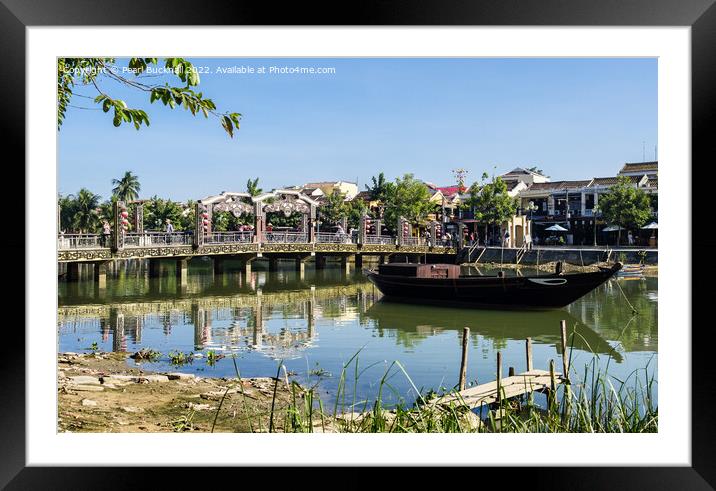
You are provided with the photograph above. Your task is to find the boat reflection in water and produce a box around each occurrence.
[362,298,624,363]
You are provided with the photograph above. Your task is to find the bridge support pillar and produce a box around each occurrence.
[295,258,306,279]
[315,255,327,270]
[66,262,80,282]
[93,261,108,289]
[340,255,350,274]
[243,257,257,277]
[269,257,280,272]
[355,254,363,269]
[148,258,162,278]
[379,255,386,265]
[176,258,189,287]
[213,256,226,275]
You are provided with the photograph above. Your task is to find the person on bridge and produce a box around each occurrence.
[165,219,174,233]
[102,220,111,247]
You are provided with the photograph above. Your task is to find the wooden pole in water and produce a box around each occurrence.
[549,359,556,408]
[459,327,470,391]
[508,367,515,377]
[525,337,533,372]
[560,320,569,382]
[496,351,503,404]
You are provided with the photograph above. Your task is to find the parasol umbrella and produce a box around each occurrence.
[544,224,568,232]
[602,225,625,232]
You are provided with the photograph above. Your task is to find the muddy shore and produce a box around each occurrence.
[58,351,302,433]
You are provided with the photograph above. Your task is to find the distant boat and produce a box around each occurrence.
[616,264,646,279]
[365,262,622,310]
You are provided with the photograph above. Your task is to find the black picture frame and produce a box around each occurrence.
[4,0,713,487]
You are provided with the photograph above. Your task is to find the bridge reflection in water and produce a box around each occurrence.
[58,269,657,366]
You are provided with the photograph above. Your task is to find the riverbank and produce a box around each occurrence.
[58,351,301,432]
[58,351,656,433]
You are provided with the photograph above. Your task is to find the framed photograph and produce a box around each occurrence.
[6,0,713,486]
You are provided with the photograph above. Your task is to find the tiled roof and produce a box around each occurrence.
[437,186,462,196]
[526,180,592,192]
[590,175,643,186]
[619,161,658,173]
[353,191,374,201]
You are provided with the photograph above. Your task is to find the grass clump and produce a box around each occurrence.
[168,350,194,366]
[208,352,657,434]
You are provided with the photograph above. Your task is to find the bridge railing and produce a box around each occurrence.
[263,231,308,243]
[58,234,105,250]
[204,231,254,244]
[124,232,193,247]
[315,232,355,244]
[363,235,396,245]
[402,236,423,246]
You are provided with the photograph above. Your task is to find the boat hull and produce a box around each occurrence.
[365,263,622,309]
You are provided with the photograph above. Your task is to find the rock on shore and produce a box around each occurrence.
[58,352,301,433]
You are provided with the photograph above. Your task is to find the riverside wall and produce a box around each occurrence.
[457,247,658,266]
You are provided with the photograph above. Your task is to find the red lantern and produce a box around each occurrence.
[121,211,129,218]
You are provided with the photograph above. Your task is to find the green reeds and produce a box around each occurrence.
[208,348,657,433]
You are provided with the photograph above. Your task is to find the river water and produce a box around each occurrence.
[58,259,658,410]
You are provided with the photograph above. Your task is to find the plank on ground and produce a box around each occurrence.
[431,370,564,409]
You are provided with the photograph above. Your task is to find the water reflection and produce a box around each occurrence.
[58,263,657,404]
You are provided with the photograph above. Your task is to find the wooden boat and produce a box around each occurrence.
[617,264,645,278]
[365,261,623,309]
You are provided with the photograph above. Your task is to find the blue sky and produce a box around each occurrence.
[58,58,657,201]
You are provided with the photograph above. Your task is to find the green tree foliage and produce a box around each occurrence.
[365,172,391,202]
[319,191,349,226]
[347,199,369,230]
[111,171,141,202]
[61,189,102,233]
[382,174,433,231]
[365,172,394,218]
[649,193,658,213]
[179,200,197,231]
[471,176,518,237]
[143,197,185,231]
[598,176,652,245]
[246,178,263,197]
[58,194,76,232]
[266,212,303,229]
[57,58,241,137]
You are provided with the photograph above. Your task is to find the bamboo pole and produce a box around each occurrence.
[458,327,470,391]
[560,320,569,382]
[496,351,503,404]
[525,337,533,372]
[549,359,556,408]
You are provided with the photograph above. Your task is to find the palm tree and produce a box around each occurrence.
[246,178,262,197]
[365,172,389,201]
[112,171,141,202]
[72,188,102,233]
